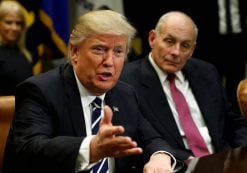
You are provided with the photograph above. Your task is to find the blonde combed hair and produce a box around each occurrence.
[0,0,32,63]
[68,10,136,61]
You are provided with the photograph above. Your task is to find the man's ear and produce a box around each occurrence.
[69,45,78,63]
[189,43,197,58]
[148,30,156,48]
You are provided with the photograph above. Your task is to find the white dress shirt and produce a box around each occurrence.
[149,54,215,154]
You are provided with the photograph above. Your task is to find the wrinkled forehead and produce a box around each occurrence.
[81,34,128,49]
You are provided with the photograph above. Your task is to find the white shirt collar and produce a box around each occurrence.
[74,70,105,106]
[148,53,185,84]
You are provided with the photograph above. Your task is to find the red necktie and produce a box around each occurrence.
[167,74,210,157]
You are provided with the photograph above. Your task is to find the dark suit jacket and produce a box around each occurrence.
[120,56,247,160]
[2,63,181,173]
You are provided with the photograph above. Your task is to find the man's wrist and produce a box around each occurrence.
[151,151,176,169]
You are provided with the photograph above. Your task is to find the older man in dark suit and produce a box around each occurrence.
[121,11,247,162]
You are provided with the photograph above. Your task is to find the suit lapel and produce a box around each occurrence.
[62,64,86,136]
[104,87,121,125]
[183,60,218,138]
[140,58,184,146]
[183,62,210,121]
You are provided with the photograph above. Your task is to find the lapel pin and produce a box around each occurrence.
[113,106,119,112]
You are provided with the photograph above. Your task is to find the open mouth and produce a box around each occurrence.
[98,72,112,81]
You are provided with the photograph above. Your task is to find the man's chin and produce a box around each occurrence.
[96,82,115,93]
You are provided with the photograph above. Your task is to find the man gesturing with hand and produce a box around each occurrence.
[3,10,184,173]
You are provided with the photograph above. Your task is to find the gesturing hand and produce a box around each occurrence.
[90,105,143,162]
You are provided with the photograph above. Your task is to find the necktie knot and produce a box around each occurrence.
[91,97,102,134]
[92,97,102,110]
[167,73,176,83]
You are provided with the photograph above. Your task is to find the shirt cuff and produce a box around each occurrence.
[151,151,177,170]
[75,135,96,172]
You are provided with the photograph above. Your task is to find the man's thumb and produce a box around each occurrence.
[101,105,113,125]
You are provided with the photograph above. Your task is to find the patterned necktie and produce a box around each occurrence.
[91,97,108,173]
[167,74,210,157]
